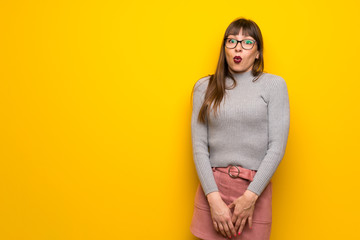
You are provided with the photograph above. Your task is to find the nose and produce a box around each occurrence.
[235,42,243,52]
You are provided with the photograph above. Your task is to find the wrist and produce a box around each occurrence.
[206,191,221,205]
[244,189,259,202]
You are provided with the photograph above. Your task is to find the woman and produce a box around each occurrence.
[190,17,290,240]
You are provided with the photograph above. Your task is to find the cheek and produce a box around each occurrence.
[245,51,257,62]
[224,50,230,59]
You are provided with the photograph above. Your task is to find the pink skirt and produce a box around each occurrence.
[190,166,272,240]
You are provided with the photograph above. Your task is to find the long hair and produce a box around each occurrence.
[192,17,265,124]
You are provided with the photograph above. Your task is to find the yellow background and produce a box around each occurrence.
[1,0,359,239]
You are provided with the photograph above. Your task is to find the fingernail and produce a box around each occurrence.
[238,231,241,235]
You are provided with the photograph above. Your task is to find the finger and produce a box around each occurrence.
[235,217,242,233]
[231,212,237,223]
[219,222,227,238]
[232,209,242,225]
[213,221,219,232]
[238,218,247,234]
[232,207,241,223]
[228,202,234,209]
[248,215,253,229]
[227,219,237,237]
[223,221,232,239]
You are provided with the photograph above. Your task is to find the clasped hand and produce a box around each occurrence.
[208,191,258,238]
[228,191,257,235]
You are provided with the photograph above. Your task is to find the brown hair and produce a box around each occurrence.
[191,17,265,124]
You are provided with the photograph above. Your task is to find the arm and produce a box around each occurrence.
[191,77,219,196]
[247,76,290,196]
[191,82,238,238]
[227,76,290,234]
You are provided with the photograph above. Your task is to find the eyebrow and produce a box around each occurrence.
[227,37,256,41]
[227,36,254,40]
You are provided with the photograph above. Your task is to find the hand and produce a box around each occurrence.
[227,190,258,234]
[207,192,237,239]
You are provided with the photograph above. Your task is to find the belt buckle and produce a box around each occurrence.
[228,165,240,178]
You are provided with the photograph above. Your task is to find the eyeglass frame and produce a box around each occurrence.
[224,38,257,50]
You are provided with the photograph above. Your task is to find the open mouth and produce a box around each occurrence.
[233,56,242,63]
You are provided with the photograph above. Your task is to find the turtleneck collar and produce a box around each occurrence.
[231,70,254,81]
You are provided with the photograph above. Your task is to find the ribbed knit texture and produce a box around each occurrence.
[191,71,290,196]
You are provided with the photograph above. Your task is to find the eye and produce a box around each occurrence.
[244,40,254,45]
[229,39,236,43]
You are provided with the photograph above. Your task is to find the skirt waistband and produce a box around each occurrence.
[212,165,257,182]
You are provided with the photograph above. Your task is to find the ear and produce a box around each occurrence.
[256,51,260,59]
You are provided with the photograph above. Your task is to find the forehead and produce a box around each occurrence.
[227,34,254,40]
[227,28,254,40]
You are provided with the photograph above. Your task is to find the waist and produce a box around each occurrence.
[212,165,257,182]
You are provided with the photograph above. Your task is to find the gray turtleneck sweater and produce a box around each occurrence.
[191,71,290,196]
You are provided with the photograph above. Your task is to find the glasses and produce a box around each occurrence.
[224,38,256,50]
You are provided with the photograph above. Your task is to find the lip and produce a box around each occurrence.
[233,56,242,63]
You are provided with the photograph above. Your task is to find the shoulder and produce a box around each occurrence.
[194,75,211,92]
[257,73,288,102]
[259,72,286,84]
[258,72,287,90]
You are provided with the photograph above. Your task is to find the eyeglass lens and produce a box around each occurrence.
[225,39,255,49]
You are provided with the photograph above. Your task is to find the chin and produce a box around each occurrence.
[232,66,252,73]
[231,67,247,73]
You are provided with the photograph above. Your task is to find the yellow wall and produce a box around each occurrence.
[1,0,359,239]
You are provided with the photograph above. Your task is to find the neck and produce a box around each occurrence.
[231,70,254,81]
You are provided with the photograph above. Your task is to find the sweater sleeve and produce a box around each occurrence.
[191,78,219,196]
[247,76,290,196]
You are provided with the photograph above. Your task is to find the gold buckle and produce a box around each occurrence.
[228,165,240,178]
